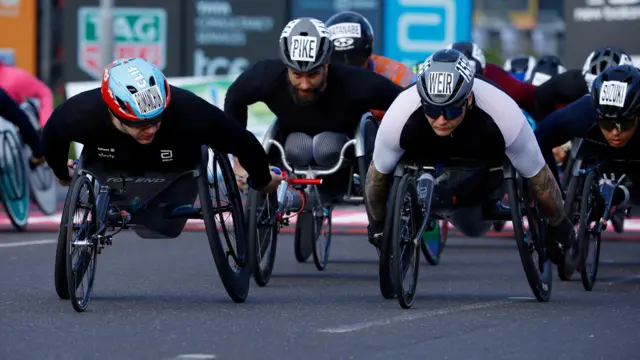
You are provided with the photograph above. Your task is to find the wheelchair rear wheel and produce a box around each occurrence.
[0,129,29,230]
[246,189,279,287]
[199,148,253,303]
[389,174,421,309]
[59,175,99,312]
[578,171,603,291]
[507,175,553,302]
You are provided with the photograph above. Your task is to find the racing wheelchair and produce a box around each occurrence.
[563,138,635,291]
[53,146,251,312]
[380,157,552,309]
[245,113,377,287]
[0,115,29,230]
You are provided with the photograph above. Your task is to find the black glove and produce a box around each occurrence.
[545,216,576,265]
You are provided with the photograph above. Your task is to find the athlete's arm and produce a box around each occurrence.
[366,88,414,225]
[475,79,566,226]
[42,92,95,182]
[223,61,271,129]
[484,63,537,117]
[357,69,404,112]
[534,70,588,119]
[0,88,44,158]
[534,95,594,183]
[189,93,273,190]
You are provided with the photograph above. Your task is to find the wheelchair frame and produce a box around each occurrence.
[247,113,377,286]
[53,146,253,312]
[380,157,553,308]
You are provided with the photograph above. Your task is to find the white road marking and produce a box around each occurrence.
[174,355,217,360]
[606,273,640,285]
[0,239,56,248]
[507,296,536,300]
[317,300,507,334]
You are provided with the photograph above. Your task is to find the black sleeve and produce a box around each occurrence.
[534,70,588,119]
[0,88,43,157]
[42,91,95,181]
[534,95,595,183]
[190,94,272,189]
[356,69,404,111]
[223,61,271,129]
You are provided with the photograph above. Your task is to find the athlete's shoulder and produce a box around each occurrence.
[233,59,286,93]
[63,87,105,112]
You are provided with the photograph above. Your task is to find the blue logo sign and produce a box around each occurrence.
[382,0,473,66]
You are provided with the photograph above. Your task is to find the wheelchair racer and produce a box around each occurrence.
[535,65,640,234]
[225,17,403,188]
[325,11,415,121]
[0,60,54,127]
[366,49,576,266]
[503,55,537,82]
[42,57,282,194]
[527,55,566,86]
[0,87,45,165]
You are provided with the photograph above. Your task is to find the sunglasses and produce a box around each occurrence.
[598,118,636,132]
[110,111,162,129]
[422,99,468,120]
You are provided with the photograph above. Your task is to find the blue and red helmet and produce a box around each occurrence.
[100,57,171,128]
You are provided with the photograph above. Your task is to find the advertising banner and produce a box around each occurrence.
[65,76,276,155]
[564,0,640,69]
[289,0,383,53]
[382,0,473,66]
[183,0,287,77]
[0,0,37,74]
[63,0,183,81]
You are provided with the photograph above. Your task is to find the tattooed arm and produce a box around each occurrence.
[528,164,565,226]
[365,160,393,224]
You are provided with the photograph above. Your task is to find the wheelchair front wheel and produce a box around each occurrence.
[578,171,603,291]
[199,148,253,303]
[312,206,332,271]
[62,175,99,312]
[507,175,553,302]
[389,174,421,309]
[246,189,279,287]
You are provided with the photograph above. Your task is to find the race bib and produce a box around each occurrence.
[290,36,318,62]
[328,22,361,39]
[133,85,163,114]
[599,80,628,108]
[428,72,454,96]
[531,72,551,86]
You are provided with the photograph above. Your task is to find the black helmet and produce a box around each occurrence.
[503,55,537,82]
[529,55,566,86]
[592,65,640,119]
[417,49,475,107]
[325,11,374,67]
[279,18,332,73]
[447,42,486,74]
[583,47,634,91]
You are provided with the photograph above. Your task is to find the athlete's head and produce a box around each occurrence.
[591,65,640,148]
[417,49,475,137]
[279,18,332,105]
[583,47,634,92]
[101,57,170,144]
[503,55,536,82]
[529,55,566,86]
[326,11,374,68]
[447,42,486,75]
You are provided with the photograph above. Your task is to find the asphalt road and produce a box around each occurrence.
[1,230,640,360]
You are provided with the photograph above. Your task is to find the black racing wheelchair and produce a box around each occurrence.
[563,138,635,291]
[380,157,552,308]
[245,113,377,287]
[54,146,250,312]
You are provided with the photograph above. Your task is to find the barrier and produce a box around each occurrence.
[64,76,276,157]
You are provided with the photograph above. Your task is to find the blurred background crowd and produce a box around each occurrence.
[0,0,637,103]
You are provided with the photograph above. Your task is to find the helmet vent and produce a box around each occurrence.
[126,86,138,94]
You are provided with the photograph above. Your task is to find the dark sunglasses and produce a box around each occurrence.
[110,110,162,129]
[422,99,468,120]
[598,118,636,132]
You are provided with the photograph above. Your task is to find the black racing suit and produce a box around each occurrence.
[42,86,273,190]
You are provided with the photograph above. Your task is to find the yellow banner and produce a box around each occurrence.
[0,0,37,74]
